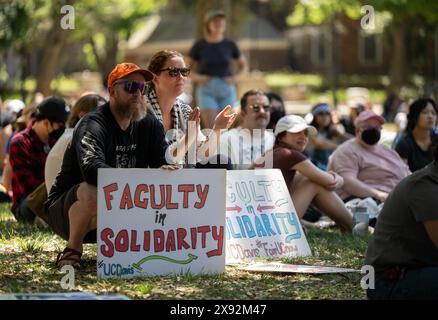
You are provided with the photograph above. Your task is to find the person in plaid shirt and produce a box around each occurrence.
[9,96,68,222]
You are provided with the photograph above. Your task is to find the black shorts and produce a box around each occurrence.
[47,184,96,243]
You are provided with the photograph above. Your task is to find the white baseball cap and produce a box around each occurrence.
[274,115,318,136]
[5,99,25,113]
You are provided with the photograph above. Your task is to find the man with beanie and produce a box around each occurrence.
[45,63,177,269]
[9,96,69,222]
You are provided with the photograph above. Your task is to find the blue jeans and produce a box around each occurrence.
[196,77,237,111]
[368,267,438,300]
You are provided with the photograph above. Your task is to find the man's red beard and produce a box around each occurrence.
[114,96,143,118]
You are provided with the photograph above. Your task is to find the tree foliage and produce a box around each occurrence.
[286,0,438,91]
[288,0,438,26]
[1,0,166,95]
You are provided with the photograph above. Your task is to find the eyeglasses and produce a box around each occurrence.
[113,80,147,95]
[250,104,270,113]
[159,67,191,77]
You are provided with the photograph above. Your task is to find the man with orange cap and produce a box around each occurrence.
[45,63,177,269]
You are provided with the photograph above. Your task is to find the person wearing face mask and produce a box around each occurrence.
[327,110,410,204]
[24,94,108,227]
[9,96,69,223]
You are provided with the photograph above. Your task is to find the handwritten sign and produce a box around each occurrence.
[225,169,311,263]
[97,168,226,278]
[241,263,358,274]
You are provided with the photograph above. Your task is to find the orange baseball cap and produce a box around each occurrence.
[107,62,153,88]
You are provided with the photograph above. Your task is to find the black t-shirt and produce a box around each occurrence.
[394,131,437,172]
[46,103,169,208]
[340,116,355,136]
[188,38,241,77]
[365,162,438,271]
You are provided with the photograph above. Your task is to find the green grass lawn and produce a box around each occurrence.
[0,203,369,300]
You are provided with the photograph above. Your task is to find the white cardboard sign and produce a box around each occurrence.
[97,168,226,278]
[241,263,358,274]
[225,169,312,263]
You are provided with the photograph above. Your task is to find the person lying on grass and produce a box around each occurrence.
[44,63,178,269]
[252,115,353,233]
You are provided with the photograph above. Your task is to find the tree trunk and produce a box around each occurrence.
[329,15,339,108]
[35,27,69,96]
[388,22,407,93]
[34,0,75,96]
[90,32,119,88]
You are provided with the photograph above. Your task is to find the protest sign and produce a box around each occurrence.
[225,169,311,263]
[241,262,358,274]
[97,168,226,278]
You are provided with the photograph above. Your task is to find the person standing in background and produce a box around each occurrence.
[187,9,247,129]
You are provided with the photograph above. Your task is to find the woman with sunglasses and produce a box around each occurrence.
[145,50,237,167]
[253,115,353,233]
[187,9,247,129]
[307,103,350,171]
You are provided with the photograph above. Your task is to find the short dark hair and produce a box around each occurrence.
[34,96,68,123]
[266,92,283,104]
[240,89,266,111]
[407,98,437,132]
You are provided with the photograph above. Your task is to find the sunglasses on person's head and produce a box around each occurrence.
[159,67,191,77]
[249,104,270,113]
[113,80,147,95]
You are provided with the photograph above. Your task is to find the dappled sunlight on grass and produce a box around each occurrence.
[0,202,368,299]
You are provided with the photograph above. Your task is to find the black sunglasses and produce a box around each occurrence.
[250,104,270,112]
[113,80,147,95]
[159,67,191,77]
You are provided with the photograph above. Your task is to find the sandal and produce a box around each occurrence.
[56,247,82,269]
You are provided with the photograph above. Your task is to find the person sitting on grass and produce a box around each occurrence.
[45,93,107,192]
[394,98,438,172]
[21,94,109,226]
[9,97,68,223]
[365,141,438,300]
[145,49,237,168]
[307,103,350,171]
[219,90,275,169]
[45,63,178,269]
[327,110,410,204]
[252,115,353,233]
